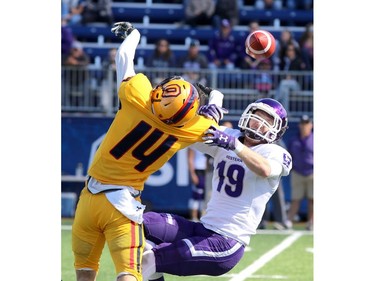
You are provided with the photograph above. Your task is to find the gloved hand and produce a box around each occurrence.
[197,104,229,123]
[111,22,135,39]
[202,126,238,151]
[195,83,213,97]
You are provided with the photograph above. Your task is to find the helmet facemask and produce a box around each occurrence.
[238,100,286,143]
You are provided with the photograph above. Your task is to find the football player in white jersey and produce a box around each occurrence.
[141,98,292,280]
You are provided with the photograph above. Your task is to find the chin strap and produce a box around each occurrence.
[244,131,268,144]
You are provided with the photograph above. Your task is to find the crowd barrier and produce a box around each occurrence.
[61,66,313,120]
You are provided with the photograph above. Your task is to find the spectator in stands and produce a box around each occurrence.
[62,40,90,105]
[280,42,306,72]
[298,23,313,90]
[179,39,208,85]
[61,17,75,105]
[299,23,313,48]
[207,19,238,70]
[102,47,116,72]
[147,39,176,69]
[145,38,177,85]
[187,147,207,221]
[61,18,74,62]
[248,20,260,33]
[294,23,314,91]
[299,23,314,71]
[287,115,314,230]
[80,0,113,25]
[275,42,306,111]
[62,0,85,26]
[277,29,300,67]
[212,0,239,28]
[183,0,216,27]
[63,40,90,68]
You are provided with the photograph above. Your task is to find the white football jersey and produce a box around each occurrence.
[191,127,292,245]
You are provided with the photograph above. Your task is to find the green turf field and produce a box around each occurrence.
[62,219,313,281]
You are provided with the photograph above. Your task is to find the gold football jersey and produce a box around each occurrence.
[88,73,216,190]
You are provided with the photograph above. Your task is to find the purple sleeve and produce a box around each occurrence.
[61,26,74,55]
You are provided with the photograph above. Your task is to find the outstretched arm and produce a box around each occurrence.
[202,126,275,178]
[111,22,140,90]
[195,83,228,123]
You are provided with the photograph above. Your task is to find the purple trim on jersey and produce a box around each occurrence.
[143,212,245,276]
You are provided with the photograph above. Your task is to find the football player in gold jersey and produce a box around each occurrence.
[72,22,227,281]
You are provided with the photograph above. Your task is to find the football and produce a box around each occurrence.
[245,30,276,60]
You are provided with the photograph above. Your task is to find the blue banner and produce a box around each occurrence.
[62,116,304,214]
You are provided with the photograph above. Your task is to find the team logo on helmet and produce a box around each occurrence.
[151,77,199,127]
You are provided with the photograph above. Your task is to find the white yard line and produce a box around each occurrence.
[61,225,72,230]
[62,226,308,280]
[228,232,304,281]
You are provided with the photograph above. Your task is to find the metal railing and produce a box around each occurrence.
[62,66,313,121]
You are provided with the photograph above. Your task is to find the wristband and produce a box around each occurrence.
[234,141,245,154]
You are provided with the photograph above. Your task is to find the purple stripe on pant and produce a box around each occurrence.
[143,212,245,276]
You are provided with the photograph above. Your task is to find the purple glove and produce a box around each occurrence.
[202,126,237,150]
[197,104,229,123]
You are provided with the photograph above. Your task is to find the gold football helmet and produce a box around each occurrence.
[151,76,199,127]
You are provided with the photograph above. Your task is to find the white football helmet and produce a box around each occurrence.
[238,98,288,143]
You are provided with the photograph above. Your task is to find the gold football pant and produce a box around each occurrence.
[72,186,144,280]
